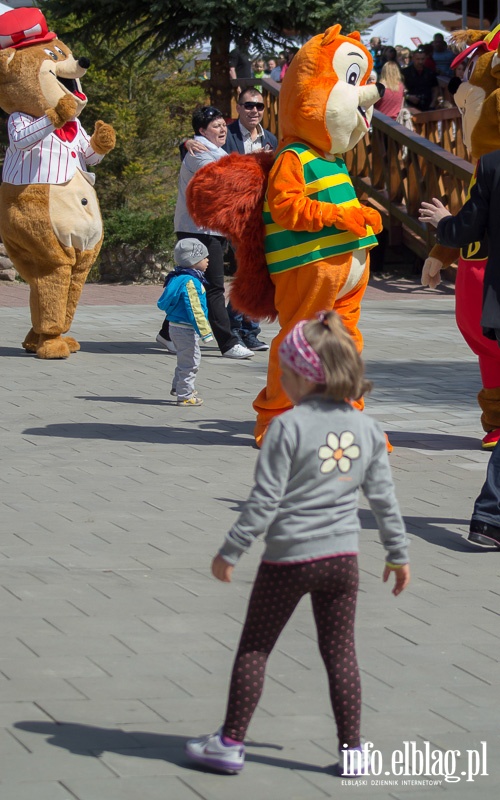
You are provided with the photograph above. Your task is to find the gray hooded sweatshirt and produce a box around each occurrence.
[219,396,409,566]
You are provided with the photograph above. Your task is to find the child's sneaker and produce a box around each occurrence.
[171,389,198,397]
[185,729,245,774]
[177,395,203,407]
[336,745,370,777]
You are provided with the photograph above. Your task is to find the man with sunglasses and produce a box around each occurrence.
[223,89,277,350]
[225,89,277,154]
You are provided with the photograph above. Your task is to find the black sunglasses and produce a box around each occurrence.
[242,101,265,111]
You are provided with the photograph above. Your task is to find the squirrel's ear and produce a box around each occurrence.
[0,48,16,77]
[322,25,342,47]
[347,31,362,42]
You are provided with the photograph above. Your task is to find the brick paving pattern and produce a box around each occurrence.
[0,278,498,799]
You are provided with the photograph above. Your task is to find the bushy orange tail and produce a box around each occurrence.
[186,150,277,320]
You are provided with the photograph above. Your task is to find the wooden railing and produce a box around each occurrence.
[345,109,473,259]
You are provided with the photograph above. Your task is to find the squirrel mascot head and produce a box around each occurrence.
[279,25,381,155]
[450,24,500,159]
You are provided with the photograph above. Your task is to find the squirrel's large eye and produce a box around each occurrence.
[346,63,361,85]
[43,48,58,61]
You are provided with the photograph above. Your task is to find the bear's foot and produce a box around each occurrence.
[36,335,71,359]
[22,328,39,353]
[63,336,80,353]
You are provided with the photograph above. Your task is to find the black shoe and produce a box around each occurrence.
[468,519,500,548]
[243,335,269,352]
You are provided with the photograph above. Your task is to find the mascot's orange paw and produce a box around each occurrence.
[63,336,81,353]
[361,206,383,235]
[385,433,393,454]
[337,207,368,238]
[36,336,71,359]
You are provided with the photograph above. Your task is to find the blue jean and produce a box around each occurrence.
[472,444,500,526]
[227,301,261,341]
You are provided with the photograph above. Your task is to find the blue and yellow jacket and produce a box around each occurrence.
[157,268,213,341]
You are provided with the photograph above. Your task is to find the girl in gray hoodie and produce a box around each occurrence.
[186,311,410,777]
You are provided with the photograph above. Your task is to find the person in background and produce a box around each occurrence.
[182,89,278,351]
[223,88,277,350]
[422,43,436,73]
[229,36,252,95]
[157,239,213,407]
[453,60,466,81]
[265,57,277,76]
[252,58,265,92]
[399,47,411,68]
[184,311,410,777]
[369,36,384,75]
[402,47,439,111]
[280,47,298,81]
[270,52,285,81]
[157,106,254,360]
[375,61,405,120]
[432,32,454,79]
[381,46,400,70]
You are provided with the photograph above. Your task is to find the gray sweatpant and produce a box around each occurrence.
[170,324,201,400]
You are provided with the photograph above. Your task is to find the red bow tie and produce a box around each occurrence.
[54,121,78,143]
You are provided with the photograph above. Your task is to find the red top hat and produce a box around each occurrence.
[0,7,56,51]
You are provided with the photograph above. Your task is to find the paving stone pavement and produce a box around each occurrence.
[0,280,499,800]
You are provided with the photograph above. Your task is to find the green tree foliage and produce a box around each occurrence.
[44,14,205,214]
[46,0,380,115]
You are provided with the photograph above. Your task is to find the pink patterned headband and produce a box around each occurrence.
[279,320,326,384]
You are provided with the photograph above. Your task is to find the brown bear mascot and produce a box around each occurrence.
[0,6,116,359]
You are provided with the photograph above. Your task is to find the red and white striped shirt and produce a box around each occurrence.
[2,111,104,185]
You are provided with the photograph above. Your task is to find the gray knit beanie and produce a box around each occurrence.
[174,238,209,268]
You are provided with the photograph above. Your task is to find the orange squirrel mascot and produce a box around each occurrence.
[423,25,500,449]
[188,26,383,446]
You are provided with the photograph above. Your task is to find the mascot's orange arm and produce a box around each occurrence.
[267,150,381,237]
[267,151,341,231]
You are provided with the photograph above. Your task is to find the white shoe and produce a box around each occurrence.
[337,746,371,777]
[223,343,254,359]
[156,333,176,354]
[185,729,245,774]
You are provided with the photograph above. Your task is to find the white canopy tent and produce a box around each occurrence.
[362,12,448,50]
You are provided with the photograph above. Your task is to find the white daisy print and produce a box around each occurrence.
[318,431,360,474]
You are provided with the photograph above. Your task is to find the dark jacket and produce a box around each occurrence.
[436,149,500,338]
[223,120,278,155]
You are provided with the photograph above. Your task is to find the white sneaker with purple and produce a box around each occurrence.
[185,729,245,774]
[336,745,370,777]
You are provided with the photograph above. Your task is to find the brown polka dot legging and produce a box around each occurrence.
[222,555,361,747]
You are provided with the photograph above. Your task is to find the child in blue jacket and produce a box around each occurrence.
[157,239,213,406]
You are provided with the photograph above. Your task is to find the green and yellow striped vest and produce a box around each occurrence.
[263,142,377,274]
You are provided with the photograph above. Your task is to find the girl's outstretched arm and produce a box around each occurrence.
[383,564,410,596]
[212,554,234,583]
